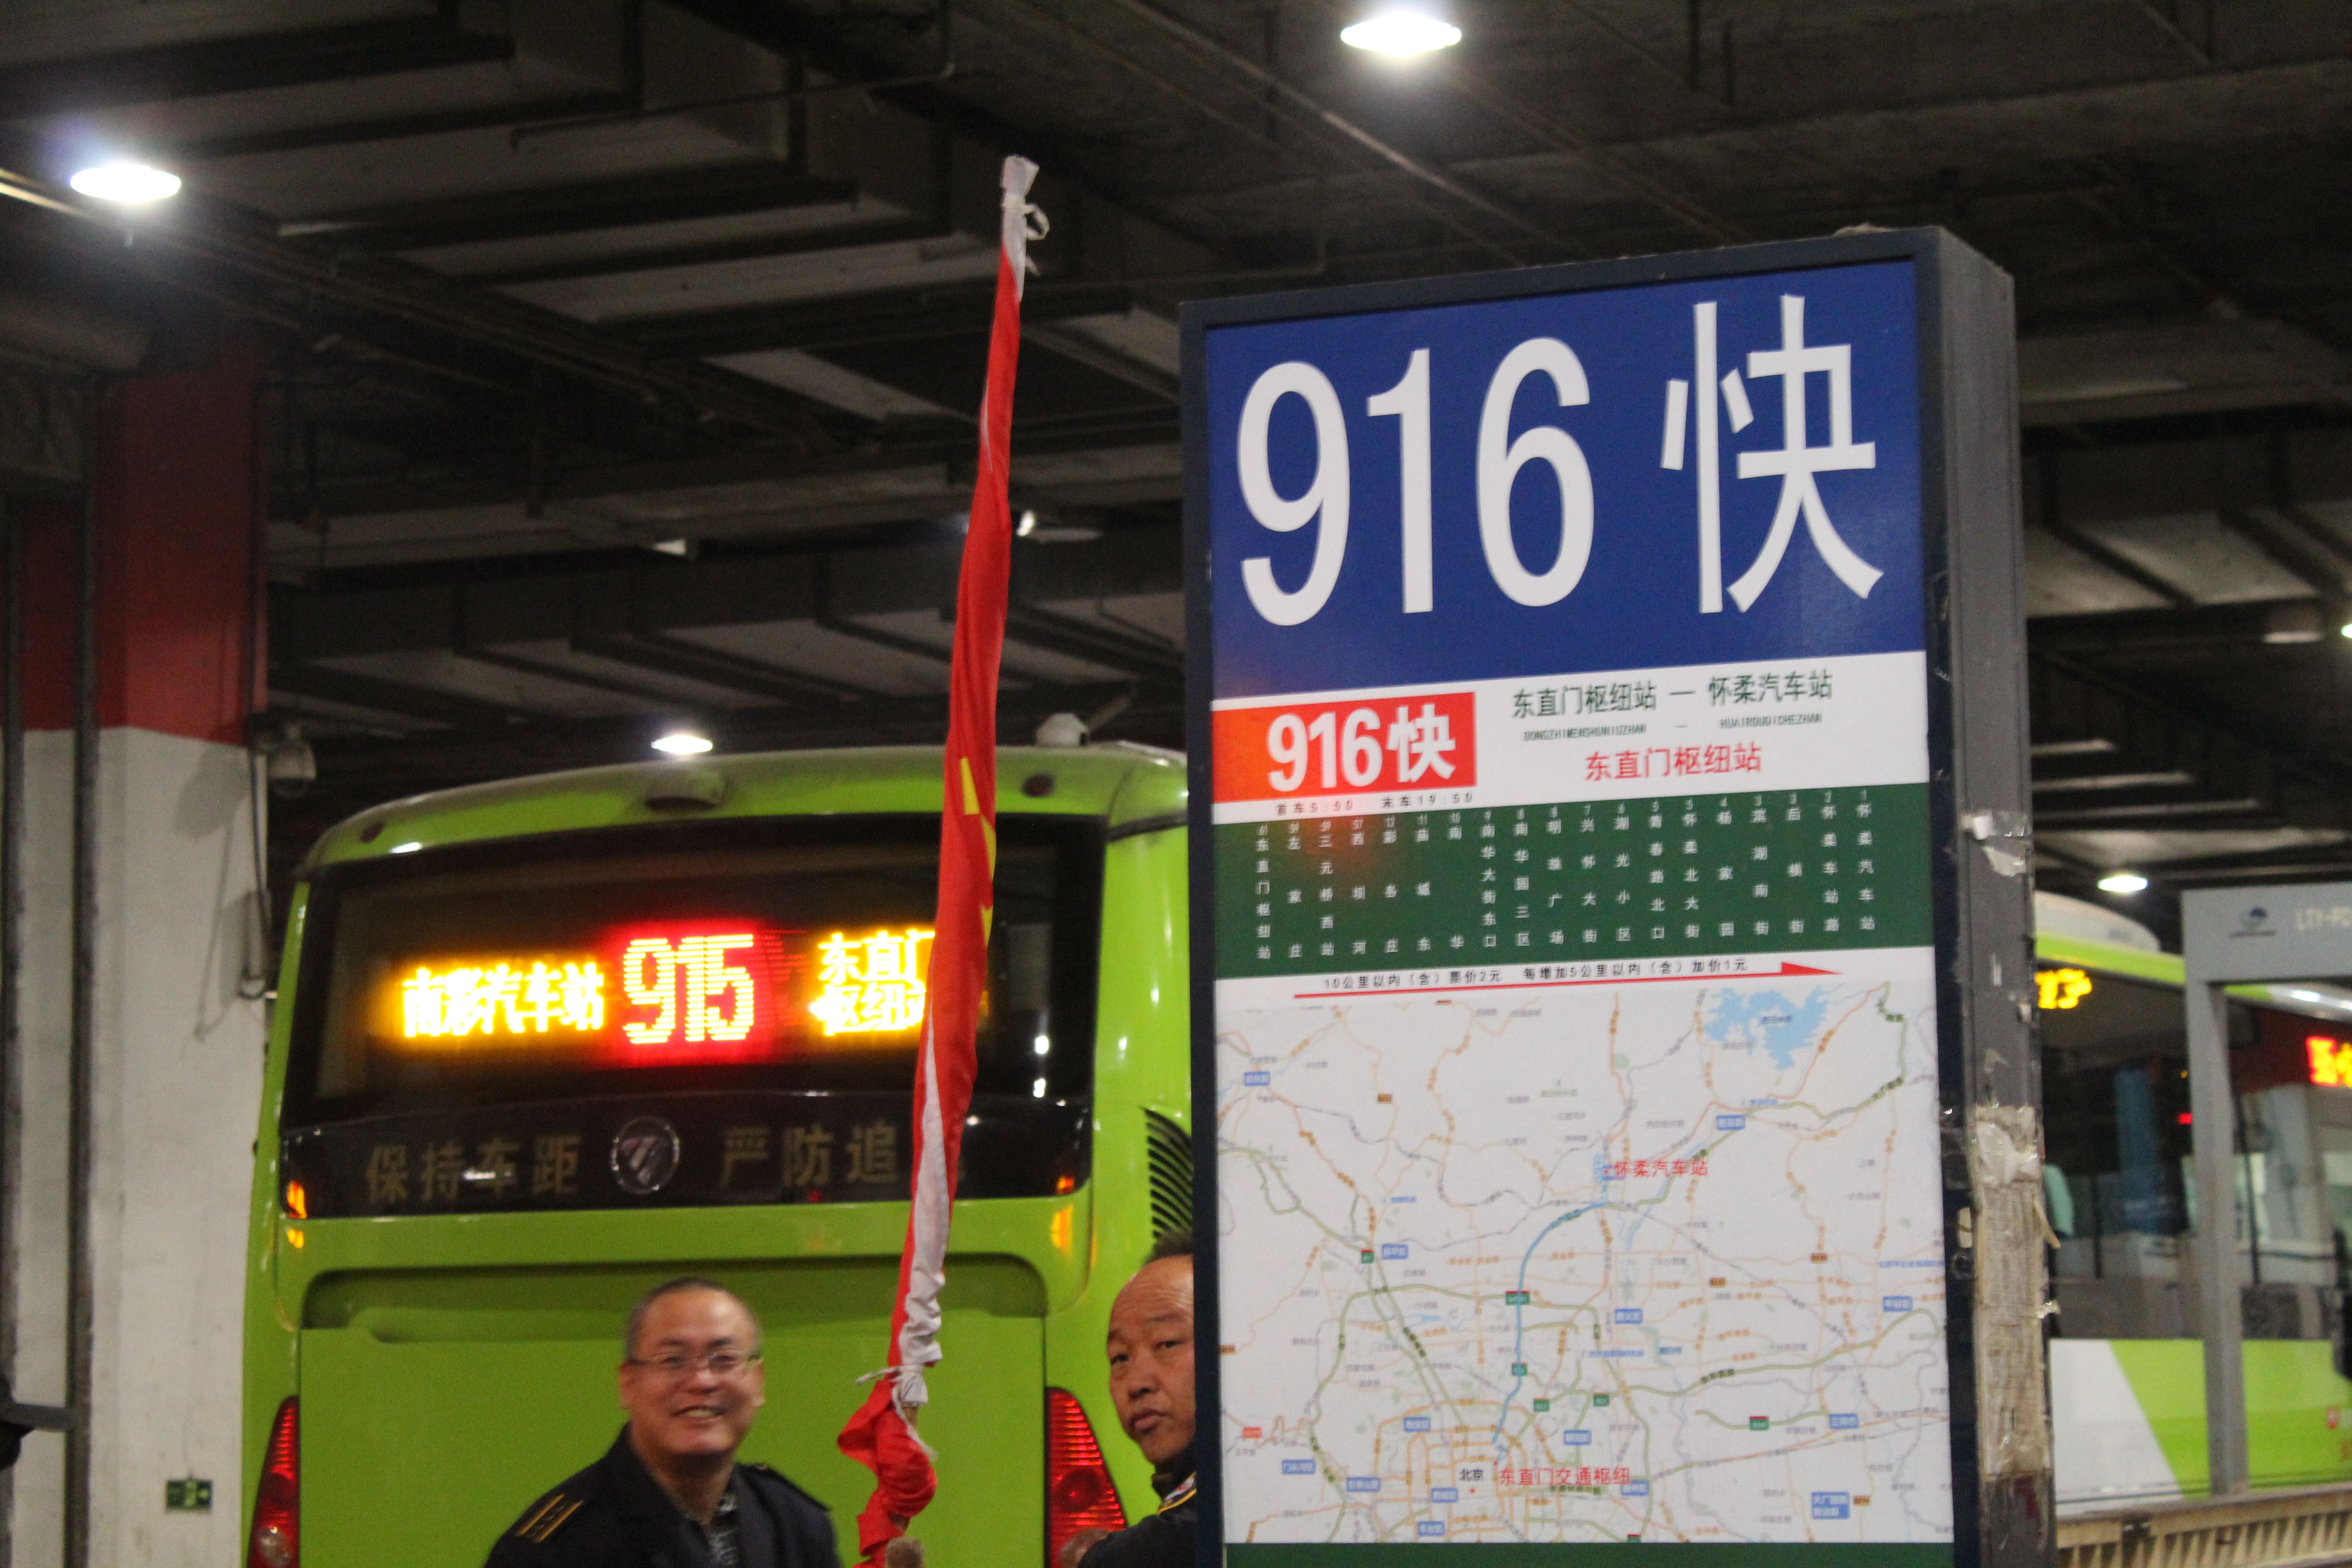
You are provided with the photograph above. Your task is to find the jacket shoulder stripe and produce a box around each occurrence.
[526,1499,585,1544]
[512,1494,564,1539]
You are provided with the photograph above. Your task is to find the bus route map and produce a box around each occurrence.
[1210,657,1955,1548]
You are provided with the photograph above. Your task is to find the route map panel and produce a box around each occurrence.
[1188,246,1977,1565]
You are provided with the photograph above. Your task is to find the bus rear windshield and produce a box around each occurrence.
[281,815,1101,1216]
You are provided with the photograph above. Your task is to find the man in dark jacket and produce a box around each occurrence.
[1079,1233,1196,1568]
[488,1277,840,1568]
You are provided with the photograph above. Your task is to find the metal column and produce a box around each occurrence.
[0,497,20,1568]
[63,427,96,1568]
[2184,978,2247,1495]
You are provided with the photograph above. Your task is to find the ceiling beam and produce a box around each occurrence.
[0,164,838,444]
[2027,598,2328,651]
[0,14,514,119]
[2029,652,2352,837]
[629,277,1136,360]
[162,88,641,163]
[453,215,938,290]
[289,674,1185,800]
[298,165,860,256]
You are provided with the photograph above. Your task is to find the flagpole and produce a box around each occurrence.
[835,153,1040,1567]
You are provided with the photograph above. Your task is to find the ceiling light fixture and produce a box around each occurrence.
[1017,509,1038,538]
[2097,871,2149,895]
[68,161,181,203]
[1340,7,1461,54]
[652,730,714,756]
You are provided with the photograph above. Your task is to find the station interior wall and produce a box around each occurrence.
[4,344,264,1567]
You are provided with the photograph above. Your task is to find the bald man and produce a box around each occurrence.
[1079,1232,1196,1568]
[488,1277,839,1568]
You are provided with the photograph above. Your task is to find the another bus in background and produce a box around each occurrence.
[2037,890,2352,1507]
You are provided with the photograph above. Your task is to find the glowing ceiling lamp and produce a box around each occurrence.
[69,161,181,203]
[1340,6,1461,54]
[2097,871,2149,894]
[652,730,714,756]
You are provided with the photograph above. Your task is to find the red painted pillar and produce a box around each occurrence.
[10,337,266,1568]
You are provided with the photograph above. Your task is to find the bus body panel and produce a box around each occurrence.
[2034,931,2352,1508]
[244,746,1189,1564]
[1052,821,1191,1514]
[297,1259,1047,1568]
[2053,1338,2352,1507]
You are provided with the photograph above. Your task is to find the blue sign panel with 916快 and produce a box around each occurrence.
[1182,230,2042,1568]
[1202,259,1923,700]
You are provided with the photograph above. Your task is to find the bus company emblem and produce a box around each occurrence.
[611,1116,681,1196]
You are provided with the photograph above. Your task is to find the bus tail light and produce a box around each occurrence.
[1045,1387,1124,1565]
[248,1397,298,1568]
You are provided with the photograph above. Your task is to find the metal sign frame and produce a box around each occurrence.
[1181,228,2041,1568]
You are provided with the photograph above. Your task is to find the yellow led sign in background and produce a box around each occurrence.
[397,957,607,1044]
[2036,967,2093,1011]
[809,928,932,1035]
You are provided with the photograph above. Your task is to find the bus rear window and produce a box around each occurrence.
[281,816,1101,1216]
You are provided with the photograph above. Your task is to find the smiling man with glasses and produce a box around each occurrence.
[488,1277,841,1567]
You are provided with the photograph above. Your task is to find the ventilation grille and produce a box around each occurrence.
[1143,1109,1193,1244]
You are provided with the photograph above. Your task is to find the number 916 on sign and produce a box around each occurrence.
[1211,691,1478,804]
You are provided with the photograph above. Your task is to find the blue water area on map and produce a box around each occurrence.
[1282,1460,1316,1475]
[1829,1413,1859,1430]
[1813,1493,1852,1519]
[1404,1416,1431,1432]
[1883,1294,1912,1311]
[1706,988,1833,1070]
[1430,1488,1459,1504]
[1347,1477,1381,1493]
[1419,1523,1447,1538]
[1381,1243,1409,1259]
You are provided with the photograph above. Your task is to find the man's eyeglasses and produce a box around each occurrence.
[628,1350,762,1379]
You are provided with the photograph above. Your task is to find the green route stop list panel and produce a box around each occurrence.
[1215,786,1929,982]
[1193,253,1962,1564]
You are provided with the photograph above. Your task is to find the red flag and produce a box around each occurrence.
[836,154,1040,1565]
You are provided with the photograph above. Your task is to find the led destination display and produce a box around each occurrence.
[375,922,936,1064]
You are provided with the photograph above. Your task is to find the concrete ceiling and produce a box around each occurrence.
[0,0,2348,919]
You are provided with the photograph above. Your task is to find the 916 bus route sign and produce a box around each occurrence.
[1183,233,2038,1567]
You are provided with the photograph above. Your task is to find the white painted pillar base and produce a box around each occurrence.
[10,727,265,1567]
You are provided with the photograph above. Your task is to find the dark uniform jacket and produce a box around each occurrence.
[488,1428,840,1568]
[1079,1450,1195,1568]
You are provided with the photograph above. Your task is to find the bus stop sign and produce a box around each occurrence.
[1183,230,2043,1568]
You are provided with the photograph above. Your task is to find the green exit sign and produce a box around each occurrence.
[165,1479,212,1512]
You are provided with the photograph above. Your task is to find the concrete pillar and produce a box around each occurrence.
[7,340,267,1567]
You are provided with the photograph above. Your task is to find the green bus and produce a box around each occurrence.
[2036,902,2352,1507]
[241,745,1192,1568]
